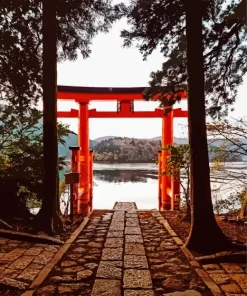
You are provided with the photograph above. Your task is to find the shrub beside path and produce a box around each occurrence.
[0,202,246,295]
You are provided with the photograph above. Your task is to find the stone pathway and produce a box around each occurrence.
[0,238,60,291]
[0,202,246,295]
[32,203,213,296]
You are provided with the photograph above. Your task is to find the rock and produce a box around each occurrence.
[84,263,98,270]
[162,290,201,296]
[58,283,89,294]
[36,285,56,295]
[63,266,85,273]
[148,258,165,264]
[73,247,87,253]
[50,275,74,283]
[152,272,170,280]
[78,258,87,264]
[61,260,77,267]
[88,241,103,248]
[77,269,93,280]
[162,277,184,291]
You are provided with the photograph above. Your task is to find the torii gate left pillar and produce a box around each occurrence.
[78,102,90,214]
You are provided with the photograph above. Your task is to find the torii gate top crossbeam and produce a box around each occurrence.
[57,85,187,102]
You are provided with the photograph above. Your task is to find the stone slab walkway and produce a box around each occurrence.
[0,238,60,290]
[0,202,246,296]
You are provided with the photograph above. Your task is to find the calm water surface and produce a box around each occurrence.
[91,162,247,210]
[57,162,247,214]
[92,163,158,210]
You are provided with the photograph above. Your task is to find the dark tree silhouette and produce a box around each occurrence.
[121,0,246,253]
[34,0,63,235]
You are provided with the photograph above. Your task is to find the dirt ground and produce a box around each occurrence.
[162,211,247,245]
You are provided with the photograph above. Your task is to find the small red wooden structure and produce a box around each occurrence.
[57,86,188,214]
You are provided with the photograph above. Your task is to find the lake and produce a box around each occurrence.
[60,162,247,213]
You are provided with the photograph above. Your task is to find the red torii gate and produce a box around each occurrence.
[57,86,188,214]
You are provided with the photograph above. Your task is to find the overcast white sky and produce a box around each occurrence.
[54,12,247,140]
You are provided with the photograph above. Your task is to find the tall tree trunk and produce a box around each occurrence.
[184,0,230,254]
[34,0,63,235]
[240,190,247,218]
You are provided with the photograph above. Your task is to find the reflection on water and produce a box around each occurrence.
[91,162,247,211]
[92,163,159,210]
[58,162,247,213]
[94,169,157,183]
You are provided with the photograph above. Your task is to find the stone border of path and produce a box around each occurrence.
[151,210,226,296]
[20,212,93,296]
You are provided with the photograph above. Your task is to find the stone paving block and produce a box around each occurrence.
[221,263,244,273]
[126,222,140,227]
[161,290,201,296]
[125,235,143,243]
[0,277,29,289]
[124,255,148,268]
[202,264,221,271]
[8,256,35,269]
[107,231,124,238]
[208,272,231,285]
[45,245,60,252]
[228,273,247,293]
[124,269,152,289]
[97,261,122,279]
[0,268,21,279]
[25,247,43,256]
[114,202,136,211]
[101,248,123,260]
[125,243,145,255]
[219,283,243,293]
[125,227,141,235]
[28,263,44,270]
[33,251,54,265]
[109,224,125,231]
[124,290,154,296]
[126,218,139,223]
[0,252,22,261]
[104,238,123,248]
[91,279,121,296]
[17,268,40,281]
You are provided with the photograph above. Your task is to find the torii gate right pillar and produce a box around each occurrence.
[161,108,173,210]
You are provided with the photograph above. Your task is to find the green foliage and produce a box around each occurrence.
[122,0,247,118]
[163,144,190,180]
[0,105,71,220]
[59,180,67,197]
[163,144,191,213]
[0,0,126,106]
[213,189,246,215]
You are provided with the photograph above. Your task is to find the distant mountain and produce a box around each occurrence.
[93,136,115,142]
[59,134,98,158]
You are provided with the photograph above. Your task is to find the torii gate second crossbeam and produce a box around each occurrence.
[57,86,188,215]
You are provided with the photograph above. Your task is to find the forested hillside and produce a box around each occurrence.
[93,137,160,162]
